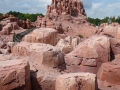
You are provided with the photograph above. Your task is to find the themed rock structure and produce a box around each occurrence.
[0,15,33,35]
[35,0,96,38]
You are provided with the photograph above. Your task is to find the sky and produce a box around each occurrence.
[0,0,120,18]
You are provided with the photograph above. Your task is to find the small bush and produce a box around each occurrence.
[78,34,84,38]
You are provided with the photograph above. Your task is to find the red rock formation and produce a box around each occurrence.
[22,28,58,46]
[56,73,96,90]
[35,0,96,38]
[97,60,120,90]
[65,35,110,74]
[0,59,31,90]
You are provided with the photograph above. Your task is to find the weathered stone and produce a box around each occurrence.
[0,59,31,90]
[22,28,58,46]
[65,35,110,74]
[97,60,120,90]
[55,73,96,90]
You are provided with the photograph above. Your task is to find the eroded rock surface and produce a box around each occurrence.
[22,28,57,46]
[56,73,96,90]
[97,60,120,90]
[0,59,31,90]
[65,35,110,74]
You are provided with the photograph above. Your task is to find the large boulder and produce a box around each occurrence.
[0,23,12,35]
[56,39,72,54]
[29,43,65,70]
[12,42,65,70]
[30,65,62,90]
[97,60,120,90]
[0,59,31,90]
[110,38,120,55]
[55,73,96,90]
[22,28,58,46]
[56,36,80,54]
[96,26,120,40]
[65,35,110,74]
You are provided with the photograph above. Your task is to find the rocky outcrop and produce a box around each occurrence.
[0,59,31,90]
[34,0,96,38]
[56,39,72,54]
[97,60,120,90]
[56,36,80,54]
[65,35,110,74]
[55,73,96,90]
[22,28,58,46]
[30,65,62,90]
[0,23,13,35]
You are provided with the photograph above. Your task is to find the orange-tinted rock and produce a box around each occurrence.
[34,0,96,38]
[56,39,72,54]
[31,65,61,90]
[110,38,120,55]
[29,43,65,70]
[12,42,66,70]
[12,42,30,56]
[0,23,12,35]
[65,35,110,74]
[97,60,120,90]
[0,59,31,90]
[22,28,58,46]
[55,73,96,90]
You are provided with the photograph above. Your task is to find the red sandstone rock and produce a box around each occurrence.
[110,38,120,55]
[97,60,120,90]
[65,35,110,74]
[30,65,62,90]
[56,39,72,54]
[26,19,32,29]
[0,23,12,35]
[55,73,96,90]
[34,0,96,38]
[22,28,58,46]
[12,42,65,70]
[29,43,65,70]
[0,59,31,90]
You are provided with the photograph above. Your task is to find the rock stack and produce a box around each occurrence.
[35,0,95,38]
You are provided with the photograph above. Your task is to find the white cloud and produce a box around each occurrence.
[21,4,31,10]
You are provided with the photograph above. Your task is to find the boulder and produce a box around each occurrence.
[0,59,31,90]
[110,38,120,55]
[55,73,96,90]
[29,43,65,70]
[12,42,30,56]
[12,42,66,70]
[0,23,12,35]
[12,22,19,30]
[22,28,58,46]
[56,39,72,54]
[65,35,110,74]
[97,60,120,90]
[30,65,61,90]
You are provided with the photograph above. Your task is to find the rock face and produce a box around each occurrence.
[56,39,72,54]
[97,60,120,90]
[56,36,80,54]
[34,0,96,38]
[22,28,58,46]
[65,35,110,74]
[31,65,62,90]
[0,23,13,35]
[12,42,65,69]
[96,25,120,40]
[0,15,33,35]
[0,59,31,90]
[55,73,96,90]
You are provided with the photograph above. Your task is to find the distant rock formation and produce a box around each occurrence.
[35,0,96,38]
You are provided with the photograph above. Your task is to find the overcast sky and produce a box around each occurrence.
[0,0,120,18]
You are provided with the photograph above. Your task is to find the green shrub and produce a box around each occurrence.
[78,34,83,38]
